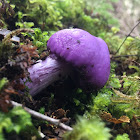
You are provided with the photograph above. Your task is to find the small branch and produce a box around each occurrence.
[7,100,73,131]
[115,20,140,54]
[1,28,34,44]
[111,54,140,58]
[131,60,140,66]
[38,131,45,138]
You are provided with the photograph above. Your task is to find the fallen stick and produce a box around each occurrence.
[115,20,140,54]
[7,100,73,131]
[111,54,140,58]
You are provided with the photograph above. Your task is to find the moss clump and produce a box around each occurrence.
[115,133,130,140]
[63,116,111,140]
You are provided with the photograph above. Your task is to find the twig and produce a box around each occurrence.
[1,28,34,44]
[115,20,140,54]
[38,131,45,138]
[111,54,140,58]
[131,60,140,66]
[7,100,73,131]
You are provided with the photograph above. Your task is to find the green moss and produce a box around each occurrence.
[115,133,130,140]
[0,107,39,139]
[93,92,112,112]
[0,78,8,91]
[23,28,51,53]
[63,116,111,140]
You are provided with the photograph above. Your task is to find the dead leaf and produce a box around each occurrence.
[4,88,18,94]
[101,112,130,124]
[117,116,140,140]
[52,108,66,119]
[118,116,130,123]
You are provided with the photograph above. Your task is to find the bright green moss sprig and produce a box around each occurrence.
[115,133,130,140]
[0,78,8,91]
[23,28,51,53]
[90,87,114,117]
[84,0,119,26]
[122,74,140,95]
[0,107,39,139]
[111,89,140,117]
[109,74,121,88]
[10,0,63,30]
[63,116,111,140]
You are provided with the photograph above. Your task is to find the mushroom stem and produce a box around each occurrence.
[25,56,70,96]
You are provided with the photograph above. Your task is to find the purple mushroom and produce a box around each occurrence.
[25,29,110,96]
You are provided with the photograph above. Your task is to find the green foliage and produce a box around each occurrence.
[58,87,93,117]
[0,1,15,28]
[0,106,39,139]
[8,0,120,37]
[84,0,119,26]
[90,71,140,118]
[0,134,4,140]
[102,30,122,53]
[15,11,35,28]
[24,28,51,53]
[109,74,121,88]
[91,88,113,115]
[10,0,63,30]
[0,78,8,91]
[8,0,140,58]
[115,133,130,140]
[0,107,31,133]
[63,116,111,140]
[72,88,88,112]
[57,0,85,27]
[77,14,109,36]
[119,37,140,55]
[111,89,140,117]
[101,28,140,55]
[128,65,140,76]
[111,103,135,118]
[96,61,140,118]
[58,0,117,35]
[122,74,140,95]
[39,107,45,114]
[56,0,119,37]
[111,27,120,34]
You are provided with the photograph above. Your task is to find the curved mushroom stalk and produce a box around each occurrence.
[25,56,70,96]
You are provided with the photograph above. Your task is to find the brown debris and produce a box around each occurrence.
[101,112,130,124]
[118,116,140,140]
[0,29,20,42]
[52,108,66,119]
[0,94,11,112]
[0,0,15,28]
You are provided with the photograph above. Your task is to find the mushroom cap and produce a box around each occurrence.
[47,29,110,89]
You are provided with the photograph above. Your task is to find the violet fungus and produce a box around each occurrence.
[25,29,110,96]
